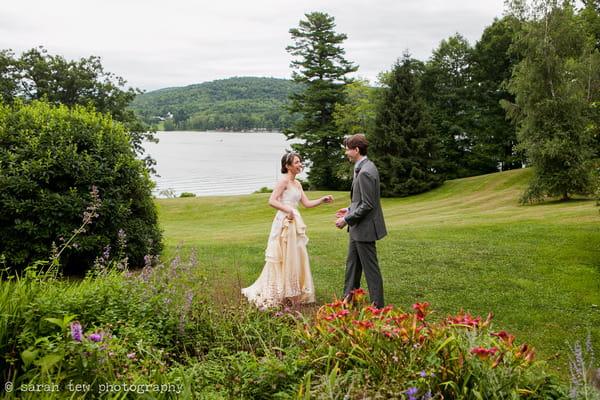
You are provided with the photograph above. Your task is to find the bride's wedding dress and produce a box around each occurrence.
[242,187,315,306]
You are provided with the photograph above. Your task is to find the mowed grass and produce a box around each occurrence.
[156,168,600,374]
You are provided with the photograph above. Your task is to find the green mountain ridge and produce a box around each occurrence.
[130,76,301,131]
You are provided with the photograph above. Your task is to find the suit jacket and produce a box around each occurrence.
[345,158,387,242]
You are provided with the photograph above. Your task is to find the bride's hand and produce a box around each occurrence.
[322,195,334,203]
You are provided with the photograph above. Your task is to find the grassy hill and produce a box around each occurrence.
[130,76,301,131]
[156,168,600,373]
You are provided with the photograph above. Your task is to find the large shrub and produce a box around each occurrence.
[0,100,162,274]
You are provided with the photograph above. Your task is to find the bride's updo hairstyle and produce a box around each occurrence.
[281,153,301,174]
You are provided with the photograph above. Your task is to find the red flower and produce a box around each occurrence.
[445,311,482,328]
[336,309,350,318]
[381,330,394,338]
[412,302,430,311]
[352,320,375,330]
[351,288,367,296]
[412,302,430,321]
[470,346,499,360]
[324,314,334,321]
[491,331,515,347]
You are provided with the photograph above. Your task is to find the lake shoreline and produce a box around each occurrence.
[143,131,305,198]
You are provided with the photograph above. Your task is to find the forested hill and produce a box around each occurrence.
[129,77,301,131]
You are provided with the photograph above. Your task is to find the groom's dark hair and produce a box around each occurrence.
[281,153,301,174]
[343,134,368,155]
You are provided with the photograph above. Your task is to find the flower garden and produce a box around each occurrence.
[2,248,596,399]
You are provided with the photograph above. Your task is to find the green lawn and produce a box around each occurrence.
[156,168,600,374]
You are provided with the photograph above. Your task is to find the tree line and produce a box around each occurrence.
[288,0,600,204]
[129,77,302,132]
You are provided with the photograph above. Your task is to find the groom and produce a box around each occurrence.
[335,134,387,308]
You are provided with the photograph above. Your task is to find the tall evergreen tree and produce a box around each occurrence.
[470,16,524,171]
[285,12,358,189]
[370,55,444,197]
[504,0,600,202]
[421,34,489,179]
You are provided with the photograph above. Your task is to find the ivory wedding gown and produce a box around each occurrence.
[242,187,316,306]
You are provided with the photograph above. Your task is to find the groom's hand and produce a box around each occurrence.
[335,208,348,218]
[335,217,347,229]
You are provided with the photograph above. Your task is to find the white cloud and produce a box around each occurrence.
[1,0,506,91]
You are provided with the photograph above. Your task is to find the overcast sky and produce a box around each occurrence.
[2,0,507,92]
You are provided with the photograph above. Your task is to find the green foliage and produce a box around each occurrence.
[1,266,188,398]
[421,34,490,179]
[567,333,600,400]
[419,25,524,180]
[0,250,306,399]
[370,54,444,197]
[285,12,358,190]
[0,100,162,274]
[504,0,600,202]
[253,186,273,194]
[0,46,156,169]
[470,16,525,172]
[333,79,378,137]
[0,255,575,399]
[129,77,301,131]
[333,79,380,184]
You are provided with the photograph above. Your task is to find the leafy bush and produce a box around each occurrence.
[0,100,162,274]
[0,248,306,399]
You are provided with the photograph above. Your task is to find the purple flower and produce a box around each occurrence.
[126,353,136,359]
[420,370,428,378]
[70,321,82,342]
[406,387,419,400]
[89,333,102,342]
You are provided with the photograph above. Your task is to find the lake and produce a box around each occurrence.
[142,131,305,197]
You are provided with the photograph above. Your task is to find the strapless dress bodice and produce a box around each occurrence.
[280,187,301,208]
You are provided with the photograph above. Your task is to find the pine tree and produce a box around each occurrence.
[370,55,444,197]
[285,12,358,190]
[470,16,524,171]
[420,34,479,179]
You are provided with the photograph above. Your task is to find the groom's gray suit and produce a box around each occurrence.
[343,158,387,308]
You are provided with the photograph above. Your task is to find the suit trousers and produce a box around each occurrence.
[343,237,384,308]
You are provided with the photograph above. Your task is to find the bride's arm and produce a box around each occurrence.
[299,185,333,208]
[268,178,295,218]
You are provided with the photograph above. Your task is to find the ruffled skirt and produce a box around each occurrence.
[242,210,315,307]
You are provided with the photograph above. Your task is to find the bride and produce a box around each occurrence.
[242,153,333,307]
